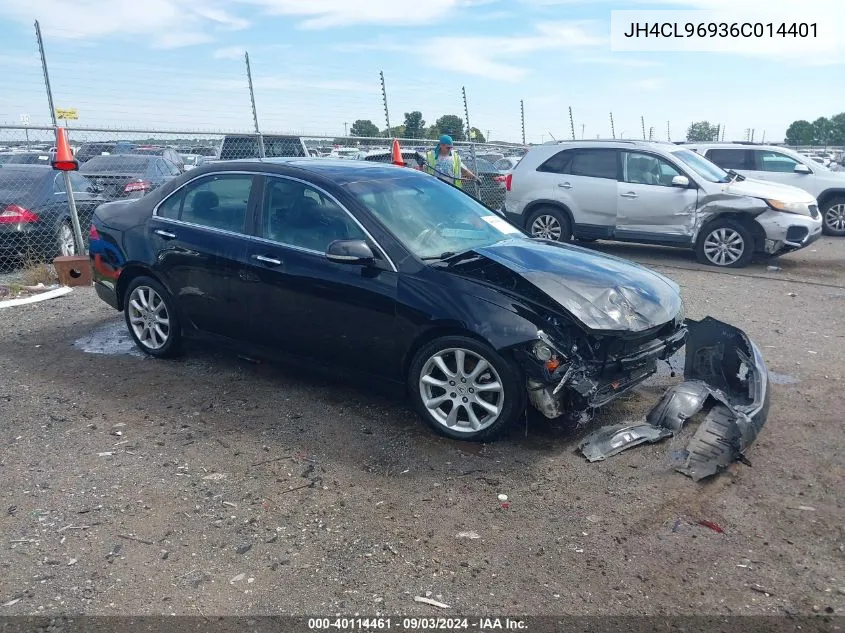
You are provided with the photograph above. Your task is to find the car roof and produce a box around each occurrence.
[204,157,422,184]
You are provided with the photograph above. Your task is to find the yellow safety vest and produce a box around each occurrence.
[425,150,463,189]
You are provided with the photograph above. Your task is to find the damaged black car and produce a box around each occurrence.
[89,159,769,455]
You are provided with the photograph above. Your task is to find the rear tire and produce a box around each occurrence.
[695,219,754,268]
[408,335,524,442]
[56,221,76,258]
[821,196,845,236]
[526,206,571,242]
[123,275,182,358]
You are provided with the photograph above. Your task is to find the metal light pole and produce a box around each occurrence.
[244,51,264,158]
[520,99,526,145]
[35,20,84,255]
[610,112,616,139]
[380,71,391,138]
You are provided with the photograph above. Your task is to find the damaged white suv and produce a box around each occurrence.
[504,140,822,267]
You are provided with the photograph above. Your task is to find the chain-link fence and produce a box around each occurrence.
[0,124,524,272]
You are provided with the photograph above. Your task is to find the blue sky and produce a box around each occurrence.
[1,0,844,143]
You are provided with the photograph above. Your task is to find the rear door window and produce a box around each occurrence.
[162,174,255,234]
[705,149,751,170]
[569,149,618,179]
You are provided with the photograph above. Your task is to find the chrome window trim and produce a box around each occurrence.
[152,169,398,272]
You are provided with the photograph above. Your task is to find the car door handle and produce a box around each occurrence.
[620,192,638,199]
[251,254,283,266]
[154,229,177,239]
[557,182,572,189]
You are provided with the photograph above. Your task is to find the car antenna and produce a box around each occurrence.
[548,131,557,141]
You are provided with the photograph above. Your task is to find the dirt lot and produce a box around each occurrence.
[0,239,843,620]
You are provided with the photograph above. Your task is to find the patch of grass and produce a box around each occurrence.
[21,262,58,287]
[7,283,23,297]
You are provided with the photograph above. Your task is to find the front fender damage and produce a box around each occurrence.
[578,317,771,481]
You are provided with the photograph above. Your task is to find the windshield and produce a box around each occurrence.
[343,175,524,260]
[671,149,730,182]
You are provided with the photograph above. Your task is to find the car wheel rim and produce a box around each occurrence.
[58,224,75,257]
[703,228,744,266]
[419,347,504,434]
[531,215,562,240]
[127,285,171,350]
[824,203,845,231]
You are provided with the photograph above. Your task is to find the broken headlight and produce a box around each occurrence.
[531,341,554,361]
[764,199,812,216]
[674,300,686,327]
[592,287,652,331]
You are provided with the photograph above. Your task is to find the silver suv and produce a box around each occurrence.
[683,142,845,236]
[504,140,822,268]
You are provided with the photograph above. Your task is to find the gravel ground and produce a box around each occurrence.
[0,239,843,619]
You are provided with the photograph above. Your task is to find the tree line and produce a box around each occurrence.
[685,116,845,146]
[345,111,487,143]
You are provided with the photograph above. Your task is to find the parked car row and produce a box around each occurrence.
[503,140,827,267]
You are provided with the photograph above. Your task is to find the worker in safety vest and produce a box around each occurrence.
[424,134,478,189]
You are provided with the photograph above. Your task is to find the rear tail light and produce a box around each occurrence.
[505,173,513,191]
[493,175,507,183]
[124,180,151,193]
[0,204,39,224]
[89,224,100,241]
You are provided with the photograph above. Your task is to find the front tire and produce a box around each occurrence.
[695,219,754,268]
[822,196,845,236]
[408,336,524,442]
[123,276,182,358]
[527,206,571,242]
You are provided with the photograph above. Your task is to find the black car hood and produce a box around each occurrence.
[466,239,683,332]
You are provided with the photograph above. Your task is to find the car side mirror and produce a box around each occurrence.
[794,164,812,174]
[326,239,375,265]
[671,175,690,188]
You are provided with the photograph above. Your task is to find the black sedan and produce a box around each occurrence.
[0,165,104,259]
[80,154,180,201]
[89,159,769,443]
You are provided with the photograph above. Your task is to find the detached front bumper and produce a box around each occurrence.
[754,209,823,255]
[576,317,771,481]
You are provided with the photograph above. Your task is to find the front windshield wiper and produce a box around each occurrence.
[723,168,745,183]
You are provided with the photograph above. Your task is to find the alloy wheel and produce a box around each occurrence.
[825,203,845,232]
[531,214,562,240]
[127,285,171,350]
[703,228,745,266]
[58,223,76,257]
[418,347,504,434]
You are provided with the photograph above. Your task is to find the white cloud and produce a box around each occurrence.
[233,0,491,29]
[0,0,248,48]
[631,78,664,90]
[577,56,659,68]
[214,46,247,60]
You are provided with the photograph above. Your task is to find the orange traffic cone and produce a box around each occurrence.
[391,138,405,166]
[51,127,78,171]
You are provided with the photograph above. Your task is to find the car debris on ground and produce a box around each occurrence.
[579,317,770,481]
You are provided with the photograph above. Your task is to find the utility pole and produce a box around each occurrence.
[380,71,390,138]
[667,120,671,142]
[610,112,615,139]
[569,106,575,140]
[648,126,654,141]
[581,124,585,139]
[751,128,755,142]
[520,99,526,145]
[641,115,646,140]
[244,51,264,158]
[343,122,348,137]
[761,130,766,143]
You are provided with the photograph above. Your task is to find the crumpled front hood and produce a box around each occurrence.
[471,239,682,332]
[723,177,816,203]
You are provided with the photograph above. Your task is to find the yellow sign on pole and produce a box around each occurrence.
[55,108,78,120]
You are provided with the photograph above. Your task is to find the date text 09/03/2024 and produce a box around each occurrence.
[307,617,528,630]
[622,22,817,38]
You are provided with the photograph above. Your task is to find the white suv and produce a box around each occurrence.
[503,140,822,268]
[684,142,845,236]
